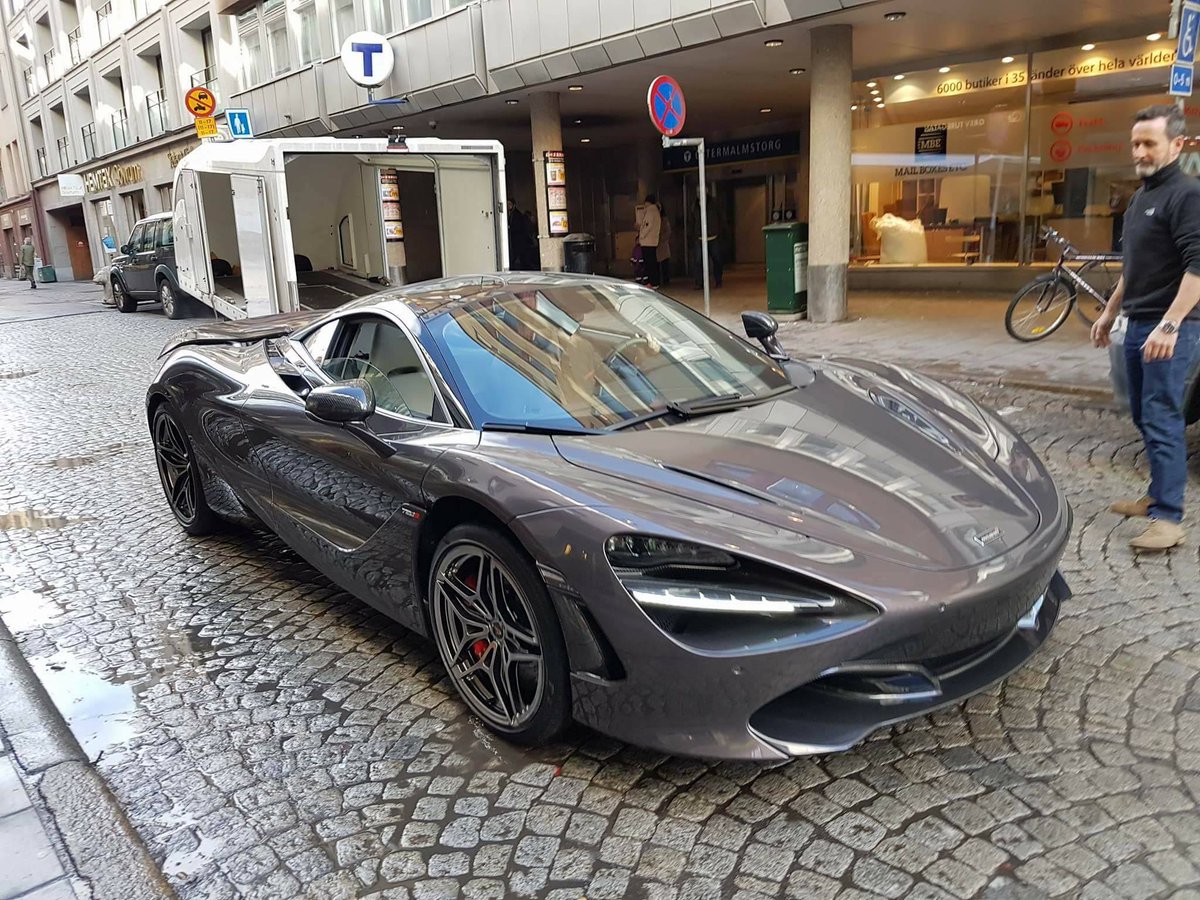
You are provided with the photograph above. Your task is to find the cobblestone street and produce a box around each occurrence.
[1,297,1199,900]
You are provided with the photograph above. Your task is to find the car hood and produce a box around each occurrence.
[554,360,1042,572]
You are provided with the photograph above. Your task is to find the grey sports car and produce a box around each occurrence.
[148,273,1071,761]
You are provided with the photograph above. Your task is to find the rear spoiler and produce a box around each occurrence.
[159,310,324,358]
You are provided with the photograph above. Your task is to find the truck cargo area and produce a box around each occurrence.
[172,138,508,321]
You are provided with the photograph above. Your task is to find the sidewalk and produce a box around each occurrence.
[670,267,1112,398]
[0,751,76,900]
[0,277,106,326]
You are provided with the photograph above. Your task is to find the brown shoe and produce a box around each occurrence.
[1110,496,1152,518]
[1130,519,1185,552]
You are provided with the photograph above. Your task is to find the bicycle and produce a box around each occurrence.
[1005,227,1122,342]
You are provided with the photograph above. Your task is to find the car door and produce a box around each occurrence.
[130,221,158,296]
[118,223,146,294]
[155,217,176,285]
[239,311,457,631]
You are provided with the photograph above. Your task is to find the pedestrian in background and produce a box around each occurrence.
[19,236,36,289]
[638,195,662,288]
[1091,104,1200,552]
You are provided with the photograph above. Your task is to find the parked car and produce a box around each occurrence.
[1107,314,1200,424]
[147,273,1072,760]
[111,212,194,319]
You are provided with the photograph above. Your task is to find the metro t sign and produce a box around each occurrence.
[340,31,395,88]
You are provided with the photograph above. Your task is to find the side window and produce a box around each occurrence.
[299,320,338,367]
[322,316,437,420]
[157,219,173,248]
[126,224,144,253]
[138,222,158,252]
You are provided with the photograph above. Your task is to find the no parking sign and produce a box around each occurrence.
[647,76,686,137]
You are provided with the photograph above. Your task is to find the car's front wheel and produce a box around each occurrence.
[152,405,218,536]
[113,277,136,313]
[429,524,571,745]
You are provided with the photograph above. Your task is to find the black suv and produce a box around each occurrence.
[111,212,194,319]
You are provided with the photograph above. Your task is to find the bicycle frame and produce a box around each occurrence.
[1044,227,1120,304]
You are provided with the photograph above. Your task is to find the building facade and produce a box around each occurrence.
[0,0,1174,312]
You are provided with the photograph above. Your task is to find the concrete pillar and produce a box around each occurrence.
[636,137,660,201]
[530,92,564,271]
[807,24,852,323]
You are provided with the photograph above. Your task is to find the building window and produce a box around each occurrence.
[147,89,167,137]
[364,0,393,34]
[35,147,47,178]
[80,122,96,159]
[237,9,263,88]
[94,197,116,256]
[22,67,33,98]
[124,190,146,226]
[294,0,317,65]
[112,107,129,150]
[68,27,82,66]
[97,2,113,44]
[56,136,69,169]
[266,13,290,77]
[0,60,7,107]
[403,0,432,26]
[157,183,171,211]
[334,0,356,45]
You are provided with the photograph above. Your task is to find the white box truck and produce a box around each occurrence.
[171,136,509,320]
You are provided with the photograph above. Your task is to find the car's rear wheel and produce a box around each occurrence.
[152,405,218,536]
[159,278,189,320]
[114,278,136,313]
[429,524,570,745]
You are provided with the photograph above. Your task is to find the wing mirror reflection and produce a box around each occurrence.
[741,311,789,361]
[305,380,376,424]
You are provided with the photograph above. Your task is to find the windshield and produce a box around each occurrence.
[424,282,790,430]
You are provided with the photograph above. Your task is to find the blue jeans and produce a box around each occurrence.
[1124,318,1200,523]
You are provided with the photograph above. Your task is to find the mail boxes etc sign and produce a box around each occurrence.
[83,163,143,195]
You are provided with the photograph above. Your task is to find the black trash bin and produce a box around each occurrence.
[563,233,595,274]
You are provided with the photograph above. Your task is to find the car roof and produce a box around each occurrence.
[136,212,173,225]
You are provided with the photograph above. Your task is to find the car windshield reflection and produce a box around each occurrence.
[424,283,790,431]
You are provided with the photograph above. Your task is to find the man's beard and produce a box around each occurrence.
[1135,161,1161,177]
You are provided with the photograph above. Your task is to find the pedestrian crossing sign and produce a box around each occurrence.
[227,109,254,139]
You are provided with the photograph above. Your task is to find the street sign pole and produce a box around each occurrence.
[662,136,709,318]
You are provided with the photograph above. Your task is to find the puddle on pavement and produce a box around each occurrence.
[45,442,139,469]
[27,650,141,760]
[0,589,62,634]
[0,510,87,531]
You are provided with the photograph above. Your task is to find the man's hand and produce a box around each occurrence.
[1091,312,1117,348]
[1142,326,1178,362]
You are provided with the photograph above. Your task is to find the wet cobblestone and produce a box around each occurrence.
[0,309,1199,898]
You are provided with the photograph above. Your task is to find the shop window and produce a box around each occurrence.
[157,183,171,212]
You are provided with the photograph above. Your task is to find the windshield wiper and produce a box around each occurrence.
[606,387,796,432]
[480,422,600,436]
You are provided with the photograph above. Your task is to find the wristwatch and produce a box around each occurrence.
[1158,319,1180,335]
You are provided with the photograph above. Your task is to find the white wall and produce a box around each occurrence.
[198,170,238,266]
[285,154,382,275]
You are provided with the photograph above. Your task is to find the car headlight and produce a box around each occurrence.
[605,534,874,619]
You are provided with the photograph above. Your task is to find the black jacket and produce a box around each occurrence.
[1122,160,1200,321]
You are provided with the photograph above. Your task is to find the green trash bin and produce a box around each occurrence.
[37,265,56,283]
[763,222,808,316]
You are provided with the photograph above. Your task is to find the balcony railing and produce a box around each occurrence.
[190,65,218,105]
[35,147,47,178]
[68,27,82,67]
[81,122,96,159]
[56,136,69,170]
[111,107,128,150]
[147,89,166,137]
[42,49,56,81]
[97,3,113,45]
[22,67,33,98]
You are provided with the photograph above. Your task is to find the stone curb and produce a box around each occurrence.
[0,620,175,900]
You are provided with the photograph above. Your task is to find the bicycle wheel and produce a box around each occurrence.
[1005,276,1075,342]
[1073,260,1118,326]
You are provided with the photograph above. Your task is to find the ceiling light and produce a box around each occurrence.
[877,103,885,108]
[505,99,518,105]
[884,11,906,20]
[568,84,583,91]
[789,68,806,75]
[893,74,905,80]
[867,81,878,88]
[939,66,951,74]
[1148,32,1162,41]
[1002,55,1014,63]
[764,39,783,47]
[759,107,773,113]
[870,89,880,95]
[574,118,582,124]
[1081,43,1095,51]
[580,138,590,143]
[851,104,858,110]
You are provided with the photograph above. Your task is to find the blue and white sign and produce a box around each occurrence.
[1171,62,1195,97]
[340,31,394,88]
[226,109,254,139]
[1178,1,1200,65]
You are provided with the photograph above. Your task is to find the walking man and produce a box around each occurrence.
[638,195,662,288]
[1092,104,1200,552]
[20,235,36,289]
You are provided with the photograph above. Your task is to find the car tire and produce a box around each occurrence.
[114,278,137,313]
[159,278,189,320]
[151,405,219,536]
[428,524,571,746]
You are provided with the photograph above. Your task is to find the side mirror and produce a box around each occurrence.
[305,380,375,424]
[741,311,788,361]
[120,244,131,255]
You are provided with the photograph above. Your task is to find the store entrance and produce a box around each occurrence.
[57,205,93,281]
